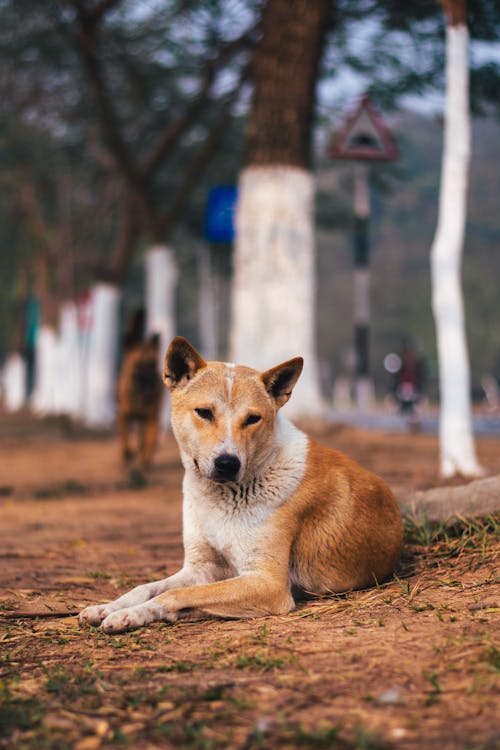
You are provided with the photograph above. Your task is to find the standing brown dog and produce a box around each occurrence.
[117,323,163,472]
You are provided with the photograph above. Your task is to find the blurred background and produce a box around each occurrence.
[0,0,499,430]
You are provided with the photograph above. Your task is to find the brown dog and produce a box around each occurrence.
[80,337,402,632]
[117,331,163,472]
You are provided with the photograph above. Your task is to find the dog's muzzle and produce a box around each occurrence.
[212,453,241,483]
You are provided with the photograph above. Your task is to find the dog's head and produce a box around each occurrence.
[163,337,303,484]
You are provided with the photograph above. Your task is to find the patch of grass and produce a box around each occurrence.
[158,660,197,673]
[200,684,228,701]
[403,513,500,553]
[482,646,500,673]
[88,570,113,580]
[0,682,44,738]
[155,719,218,749]
[353,723,390,749]
[43,665,101,701]
[235,653,285,671]
[44,666,71,695]
[247,721,384,749]
[423,671,442,705]
[254,623,270,643]
[293,723,342,746]
[32,479,88,499]
[110,727,132,745]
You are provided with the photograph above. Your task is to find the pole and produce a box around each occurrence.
[353,162,374,410]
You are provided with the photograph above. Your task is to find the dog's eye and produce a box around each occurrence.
[243,413,261,427]
[194,407,214,421]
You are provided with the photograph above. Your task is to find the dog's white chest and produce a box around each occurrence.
[183,418,308,574]
[203,502,268,569]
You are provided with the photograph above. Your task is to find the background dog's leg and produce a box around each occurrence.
[139,419,158,471]
[100,572,294,632]
[119,414,134,465]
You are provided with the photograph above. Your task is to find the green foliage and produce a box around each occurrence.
[235,653,285,671]
[403,513,500,549]
[0,682,44,738]
[482,646,500,673]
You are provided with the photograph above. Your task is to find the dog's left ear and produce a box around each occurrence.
[261,357,303,409]
[163,336,207,390]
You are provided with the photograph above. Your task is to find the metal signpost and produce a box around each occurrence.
[329,96,398,410]
[201,186,237,360]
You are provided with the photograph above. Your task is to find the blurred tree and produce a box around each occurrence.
[1,0,499,424]
[0,0,259,422]
[230,0,330,416]
[53,0,259,424]
[430,0,483,477]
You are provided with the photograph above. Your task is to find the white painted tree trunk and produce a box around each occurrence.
[145,245,178,359]
[31,325,59,415]
[230,166,322,417]
[83,282,120,428]
[145,245,178,428]
[56,301,83,418]
[2,353,26,412]
[431,23,482,477]
[197,244,219,361]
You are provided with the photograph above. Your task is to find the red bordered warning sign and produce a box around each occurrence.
[329,95,398,162]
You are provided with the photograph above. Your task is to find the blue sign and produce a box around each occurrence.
[205,185,237,243]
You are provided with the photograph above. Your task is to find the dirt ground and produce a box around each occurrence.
[0,412,499,750]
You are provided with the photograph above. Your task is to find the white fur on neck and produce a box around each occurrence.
[181,414,308,573]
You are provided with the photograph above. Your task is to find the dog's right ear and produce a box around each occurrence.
[163,337,206,390]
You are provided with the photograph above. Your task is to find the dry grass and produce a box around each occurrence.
[1,513,498,750]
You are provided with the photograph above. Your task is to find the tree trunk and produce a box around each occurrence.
[2,354,26,412]
[56,301,83,419]
[30,254,60,416]
[431,0,482,477]
[2,294,28,412]
[83,282,120,427]
[30,325,59,415]
[144,246,178,428]
[198,244,219,361]
[230,0,329,417]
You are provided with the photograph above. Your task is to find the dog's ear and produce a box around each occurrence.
[261,357,303,409]
[163,337,206,390]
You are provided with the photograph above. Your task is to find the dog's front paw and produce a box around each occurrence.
[79,604,113,627]
[101,602,177,633]
[101,607,149,633]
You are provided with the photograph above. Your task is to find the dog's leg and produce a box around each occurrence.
[139,418,158,471]
[119,414,134,465]
[79,566,216,626]
[79,537,230,627]
[100,571,295,633]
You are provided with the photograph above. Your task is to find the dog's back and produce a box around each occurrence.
[118,338,162,420]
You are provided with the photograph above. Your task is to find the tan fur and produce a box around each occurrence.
[79,337,402,632]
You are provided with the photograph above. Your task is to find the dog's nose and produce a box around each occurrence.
[213,453,241,481]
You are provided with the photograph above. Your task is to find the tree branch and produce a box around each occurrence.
[104,192,142,284]
[139,23,258,178]
[73,16,138,186]
[159,75,246,237]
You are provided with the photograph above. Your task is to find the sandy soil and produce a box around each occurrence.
[0,412,499,750]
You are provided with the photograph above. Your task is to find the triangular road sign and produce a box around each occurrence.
[329,96,398,162]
